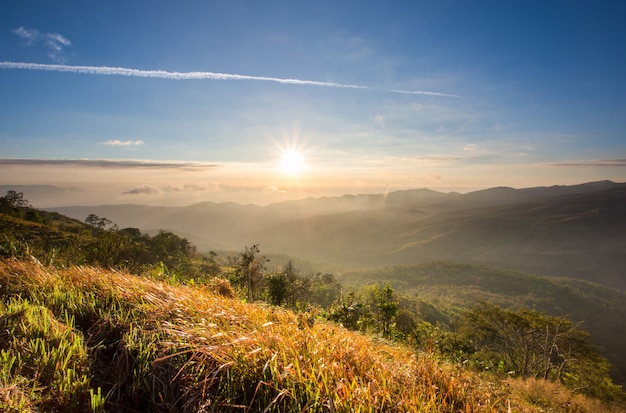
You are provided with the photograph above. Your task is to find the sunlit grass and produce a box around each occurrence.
[0,298,92,411]
[506,377,626,413]
[0,257,621,412]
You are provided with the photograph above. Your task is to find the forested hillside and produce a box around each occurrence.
[338,262,626,385]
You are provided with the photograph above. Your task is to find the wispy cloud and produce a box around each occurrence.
[101,139,144,146]
[0,158,220,170]
[13,27,39,43]
[387,88,462,98]
[372,155,464,165]
[266,185,287,193]
[0,62,460,97]
[122,185,160,195]
[13,27,72,63]
[164,183,221,192]
[548,159,626,167]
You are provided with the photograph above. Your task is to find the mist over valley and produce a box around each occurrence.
[49,180,626,290]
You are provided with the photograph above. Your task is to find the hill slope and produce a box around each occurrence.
[5,257,616,412]
[338,262,626,385]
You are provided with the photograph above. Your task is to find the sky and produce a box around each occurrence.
[1,1,625,207]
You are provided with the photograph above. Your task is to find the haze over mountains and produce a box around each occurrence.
[48,180,626,290]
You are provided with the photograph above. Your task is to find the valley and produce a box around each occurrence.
[49,180,626,289]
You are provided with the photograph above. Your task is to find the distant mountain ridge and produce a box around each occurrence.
[47,181,626,289]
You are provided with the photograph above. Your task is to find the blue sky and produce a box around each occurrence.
[1,1,625,206]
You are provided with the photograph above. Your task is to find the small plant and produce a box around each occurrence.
[89,387,105,413]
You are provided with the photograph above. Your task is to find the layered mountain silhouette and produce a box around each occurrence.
[49,180,626,290]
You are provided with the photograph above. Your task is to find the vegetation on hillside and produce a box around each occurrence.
[1,191,216,277]
[1,190,624,411]
[338,262,626,387]
[2,258,625,412]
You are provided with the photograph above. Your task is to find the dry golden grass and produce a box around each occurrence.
[1,257,622,412]
[506,377,626,413]
[0,384,36,412]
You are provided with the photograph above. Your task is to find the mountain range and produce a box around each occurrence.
[48,180,626,290]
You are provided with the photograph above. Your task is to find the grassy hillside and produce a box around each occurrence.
[338,262,626,384]
[2,257,623,412]
[3,190,625,411]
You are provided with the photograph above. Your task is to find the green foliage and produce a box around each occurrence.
[372,283,399,338]
[324,275,624,402]
[338,261,626,388]
[261,259,343,310]
[150,230,195,268]
[266,271,290,306]
[0,198,218,281]
[456,302,624,400]
[231,244,267,302]
[0,191,30,218]
[308,272,342,308]
[84,214,113,231]
[233,250,341,310]
[325,283,402,339]
[326,291,372,333]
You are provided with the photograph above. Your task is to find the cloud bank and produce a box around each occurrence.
[549,159,626,167]
[0,61,459,97]
[0,158,220,169]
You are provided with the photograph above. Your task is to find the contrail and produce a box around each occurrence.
[0,61,365,88]
[0,61,459,97]
[387,88,461,98]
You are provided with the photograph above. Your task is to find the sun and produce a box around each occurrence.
[279,149,307,176]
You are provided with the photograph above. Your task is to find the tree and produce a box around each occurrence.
[281,260,313,308]
[459,301,623,399]
[1,190,29,208]
[372,283,398,338]
[327,292,369,332]
[0,190,30,215]
[148,230,195,271]
[310,272,342,308]
[199,250,221,275]
[85,214,113,230]
[234,245,266,302]
[394,310,417,340]
[283,260,298,306]
[266,271,290,306]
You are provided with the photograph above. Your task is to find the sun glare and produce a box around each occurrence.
[279,149,307,176]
